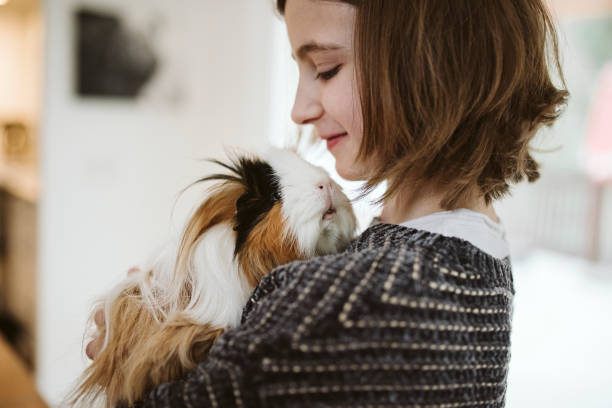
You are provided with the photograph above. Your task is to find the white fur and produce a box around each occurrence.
[180,223,253,327]
[264,148,357,256]
[100,223,252,351]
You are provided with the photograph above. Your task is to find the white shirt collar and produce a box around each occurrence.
[398,208,510,260]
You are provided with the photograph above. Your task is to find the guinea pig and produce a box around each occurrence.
[69,147,357,407]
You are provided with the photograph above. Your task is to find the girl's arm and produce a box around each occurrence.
[133,242,513,408]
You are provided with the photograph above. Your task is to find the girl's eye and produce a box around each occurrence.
[315,65,341,81]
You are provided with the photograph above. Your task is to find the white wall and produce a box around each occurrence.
[37,0,279,404]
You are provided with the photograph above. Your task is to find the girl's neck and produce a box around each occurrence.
[379,184,499,225]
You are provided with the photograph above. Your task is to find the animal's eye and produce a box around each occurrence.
[315,65,341,81]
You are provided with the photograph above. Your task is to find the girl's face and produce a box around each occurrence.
[284,0,367,181]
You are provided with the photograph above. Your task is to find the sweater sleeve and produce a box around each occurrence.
[133,239,513,408]
[132,249,383,407]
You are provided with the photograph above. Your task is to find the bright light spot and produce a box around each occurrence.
[0,0,9,5]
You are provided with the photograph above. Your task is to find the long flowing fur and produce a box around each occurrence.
[71,278,225,407]
[69,161,258,406]
[68,150,357,407]
[69,180,246,407]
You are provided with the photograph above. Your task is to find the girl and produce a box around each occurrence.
[90,0,567,406]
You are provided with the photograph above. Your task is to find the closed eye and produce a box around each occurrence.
[315,65,341,81]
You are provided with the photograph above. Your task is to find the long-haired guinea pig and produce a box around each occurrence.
[69,148,357,407]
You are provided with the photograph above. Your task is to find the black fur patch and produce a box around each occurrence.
[192,156,282,256]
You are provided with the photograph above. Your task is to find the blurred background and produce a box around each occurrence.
[0,0,610,406]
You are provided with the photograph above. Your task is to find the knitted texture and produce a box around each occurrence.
[135,222,514,407]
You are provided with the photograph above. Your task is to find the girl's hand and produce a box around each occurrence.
[85,267,140,360]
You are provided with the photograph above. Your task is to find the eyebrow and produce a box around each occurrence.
[293,41,345,61]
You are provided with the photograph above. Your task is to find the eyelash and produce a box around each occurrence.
[315,65,341,81]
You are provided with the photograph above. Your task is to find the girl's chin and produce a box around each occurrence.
[335,161,366,181]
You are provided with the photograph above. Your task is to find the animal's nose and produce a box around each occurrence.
[317,183,331,193]
[317,182,333,202]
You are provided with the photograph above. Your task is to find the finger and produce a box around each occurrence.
[86,334,104,360]
[94,308,105,328]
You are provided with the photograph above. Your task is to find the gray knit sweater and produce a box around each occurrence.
[135,222,514,407]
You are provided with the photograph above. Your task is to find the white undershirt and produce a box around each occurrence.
[399,208,510,260]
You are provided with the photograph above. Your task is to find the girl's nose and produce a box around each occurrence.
[291,79,323,125]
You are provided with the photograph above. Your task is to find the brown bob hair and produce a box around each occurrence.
[277,0,568,209]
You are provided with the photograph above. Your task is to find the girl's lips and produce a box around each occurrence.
[326,132,347,150]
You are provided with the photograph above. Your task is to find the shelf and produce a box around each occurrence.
[0,160,38,203]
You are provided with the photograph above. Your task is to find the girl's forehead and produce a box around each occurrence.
[284,0,355,59]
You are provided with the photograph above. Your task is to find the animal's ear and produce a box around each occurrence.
[177,154,281,258]
[231,158,281,255]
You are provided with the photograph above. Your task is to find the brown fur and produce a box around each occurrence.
[238,203,304,287]
[72,281,224,407]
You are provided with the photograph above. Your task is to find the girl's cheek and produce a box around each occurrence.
[323,82,349,117]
